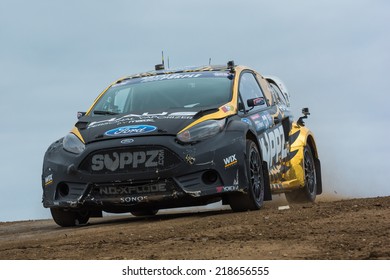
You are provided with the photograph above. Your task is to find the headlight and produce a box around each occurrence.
[63,133,85,154]
[177,119,225,143]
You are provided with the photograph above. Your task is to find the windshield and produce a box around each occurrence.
[91,72,232,115]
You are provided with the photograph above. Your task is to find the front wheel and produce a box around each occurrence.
[50,208,90,227]
[229,140,265,211]
[285,146,317,203]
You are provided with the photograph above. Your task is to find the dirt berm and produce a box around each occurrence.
[0,196,389,259]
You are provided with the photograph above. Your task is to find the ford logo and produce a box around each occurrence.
[120,138,134,144]
[105,125,157,136]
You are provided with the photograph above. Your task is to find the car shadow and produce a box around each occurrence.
[85,208,234,227]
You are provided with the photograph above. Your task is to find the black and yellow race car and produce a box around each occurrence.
[42,61,322,227]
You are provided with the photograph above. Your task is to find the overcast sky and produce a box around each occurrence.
[0,0,389,222]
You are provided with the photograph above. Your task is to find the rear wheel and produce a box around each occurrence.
[285,146,317,203]
[131,209,158,217]
[229,140,264,211]
[50,208,90,227]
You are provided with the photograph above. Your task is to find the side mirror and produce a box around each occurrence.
[77,112,86,119]
[247,97,265,107]
[297,107,310,126]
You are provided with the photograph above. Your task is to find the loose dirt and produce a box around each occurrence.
[0,196,389,260]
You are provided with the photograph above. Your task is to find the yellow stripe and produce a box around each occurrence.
[85,84,113,115]
[44,180,53,186]
[71,127,85,143]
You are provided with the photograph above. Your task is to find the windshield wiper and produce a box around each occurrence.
[93,110,119,115]
[193,108,219,119]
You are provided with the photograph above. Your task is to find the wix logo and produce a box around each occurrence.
[223,154,237,168]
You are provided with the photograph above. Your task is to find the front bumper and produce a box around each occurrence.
[42,132,248,212]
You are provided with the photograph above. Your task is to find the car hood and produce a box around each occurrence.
[75,111,200,144]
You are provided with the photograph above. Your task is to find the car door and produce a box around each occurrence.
[238,71,288,176]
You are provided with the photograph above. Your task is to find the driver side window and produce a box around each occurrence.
[239,72,268,111]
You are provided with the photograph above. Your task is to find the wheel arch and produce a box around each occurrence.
[306,134,318,159]
[298,129,323,196]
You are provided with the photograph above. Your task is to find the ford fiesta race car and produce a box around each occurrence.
[42,61,322,227]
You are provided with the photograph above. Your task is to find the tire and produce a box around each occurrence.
[229,139,265,211]
[50,208,90,227]
[131,209,158,217]
[285,146,317,203]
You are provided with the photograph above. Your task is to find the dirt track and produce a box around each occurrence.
[0,196,389,260]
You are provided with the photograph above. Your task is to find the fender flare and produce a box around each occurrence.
[290,123,322,195]
[226,119,273,201]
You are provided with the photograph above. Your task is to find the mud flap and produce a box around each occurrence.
[315,158,322,195]
[263,161,272,201]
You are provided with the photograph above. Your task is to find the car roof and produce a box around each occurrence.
[264,75,290,97]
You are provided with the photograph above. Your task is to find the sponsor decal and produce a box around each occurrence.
[252,97,264,106]
[91,118,155,129]
[259,125,288,169]
[224,185,239,191]
[140,73,202,83]
[120,138,134,144]
[254,120,266,131]
[213,72,228,77]
[98,183,167,196]
[44,174,53,186]
[241,118,252,126]
[233,170,239,186]
[120,196,147,203]
[223,154,238,168]
[104,125,157,136]
[218,170,240,192]
[250,112,273,132]
[263,112,273,126]
[216,185,239,193]
[88,112,196,129]
[113,71,228,87]
[221,105,234,113]
[185,154,196,165]
[91,150,165,172]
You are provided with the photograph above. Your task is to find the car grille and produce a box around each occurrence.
[79,146,181,174]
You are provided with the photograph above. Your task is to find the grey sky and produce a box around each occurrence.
[1,0,389,221]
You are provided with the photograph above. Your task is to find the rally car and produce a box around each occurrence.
[42,61,322,227]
